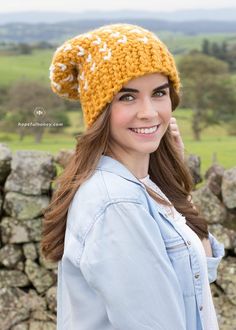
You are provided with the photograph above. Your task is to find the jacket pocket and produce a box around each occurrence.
[165,237,195,297]
[165,237,189,259]
[166,242,187,251]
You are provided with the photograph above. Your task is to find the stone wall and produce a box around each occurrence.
[0,144,235,330]
[0,145,57,330]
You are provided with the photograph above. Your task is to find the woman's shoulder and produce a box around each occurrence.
[66,168,148,241]
[78,168,144,204]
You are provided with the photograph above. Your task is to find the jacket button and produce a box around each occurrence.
[199,306,203,311]
[195,273,200,279]
[187,240,191,245]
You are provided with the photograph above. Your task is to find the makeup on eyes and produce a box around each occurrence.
[118,82,170,94]
[118,84,170,101]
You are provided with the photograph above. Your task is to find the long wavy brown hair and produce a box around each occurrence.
[41,81,208,262]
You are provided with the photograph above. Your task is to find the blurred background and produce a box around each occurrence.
[0,0,235,174]
[0,0,236,175]
[0,1,236,329]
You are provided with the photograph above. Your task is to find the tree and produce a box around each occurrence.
[18,43,32,55]
[220,41,228,61]
[178,53,236,140]
[0,85,9,102]
[226,44,236,71]
[201,39,236,71]
[211,42,221,58]
[1,80,70,143]
[202,39,210,55]
[34,41,54,49]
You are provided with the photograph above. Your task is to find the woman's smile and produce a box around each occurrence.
[129,124,160,136]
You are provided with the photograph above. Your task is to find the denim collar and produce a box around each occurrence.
[96,155,145,189]
[96,155,172,220]
[96,155,178,222]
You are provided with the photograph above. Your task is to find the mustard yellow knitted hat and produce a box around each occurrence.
[49,23,180,127]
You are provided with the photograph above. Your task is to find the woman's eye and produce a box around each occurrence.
[119,94,134,101]
[154,90,166,97]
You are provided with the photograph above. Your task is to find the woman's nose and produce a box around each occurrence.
[136,99,157,119]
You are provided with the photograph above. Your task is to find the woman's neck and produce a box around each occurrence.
[105,149,150,179]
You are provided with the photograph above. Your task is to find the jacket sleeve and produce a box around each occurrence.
[80,201,186,330]
[206,232,225,283]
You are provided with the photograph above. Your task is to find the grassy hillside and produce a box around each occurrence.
[175,109,236,173]
[158,31,236,54]
[0,109,235,175]
[0,32,236,85]
[0,49,53,86]
[0,32,235,175]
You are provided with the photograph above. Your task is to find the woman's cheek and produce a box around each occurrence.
[111,107,133,127]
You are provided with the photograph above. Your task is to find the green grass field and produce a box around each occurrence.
[0,32,236,86]
[0,109,235,176]
[0,49,53,86]
[158,32,236,54]
[175,109,236,173]
[0,32,235,175]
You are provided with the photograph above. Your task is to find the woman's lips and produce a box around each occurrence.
[129,125,160,135]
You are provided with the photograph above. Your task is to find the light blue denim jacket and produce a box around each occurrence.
[57,155,225,330]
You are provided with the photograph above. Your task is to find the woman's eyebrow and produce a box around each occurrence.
[153,83,170,92]
[119,82,170,94]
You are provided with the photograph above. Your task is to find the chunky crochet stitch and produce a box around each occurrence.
[49,23,180,127]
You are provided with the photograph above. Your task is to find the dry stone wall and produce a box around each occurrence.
[0,145,57,330]
[0,144,235,330]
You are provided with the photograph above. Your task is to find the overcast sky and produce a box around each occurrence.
[2,0,236,12]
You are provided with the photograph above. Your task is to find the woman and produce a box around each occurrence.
[41,24,225,330]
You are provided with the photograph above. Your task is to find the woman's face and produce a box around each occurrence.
[109,73,172,160]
